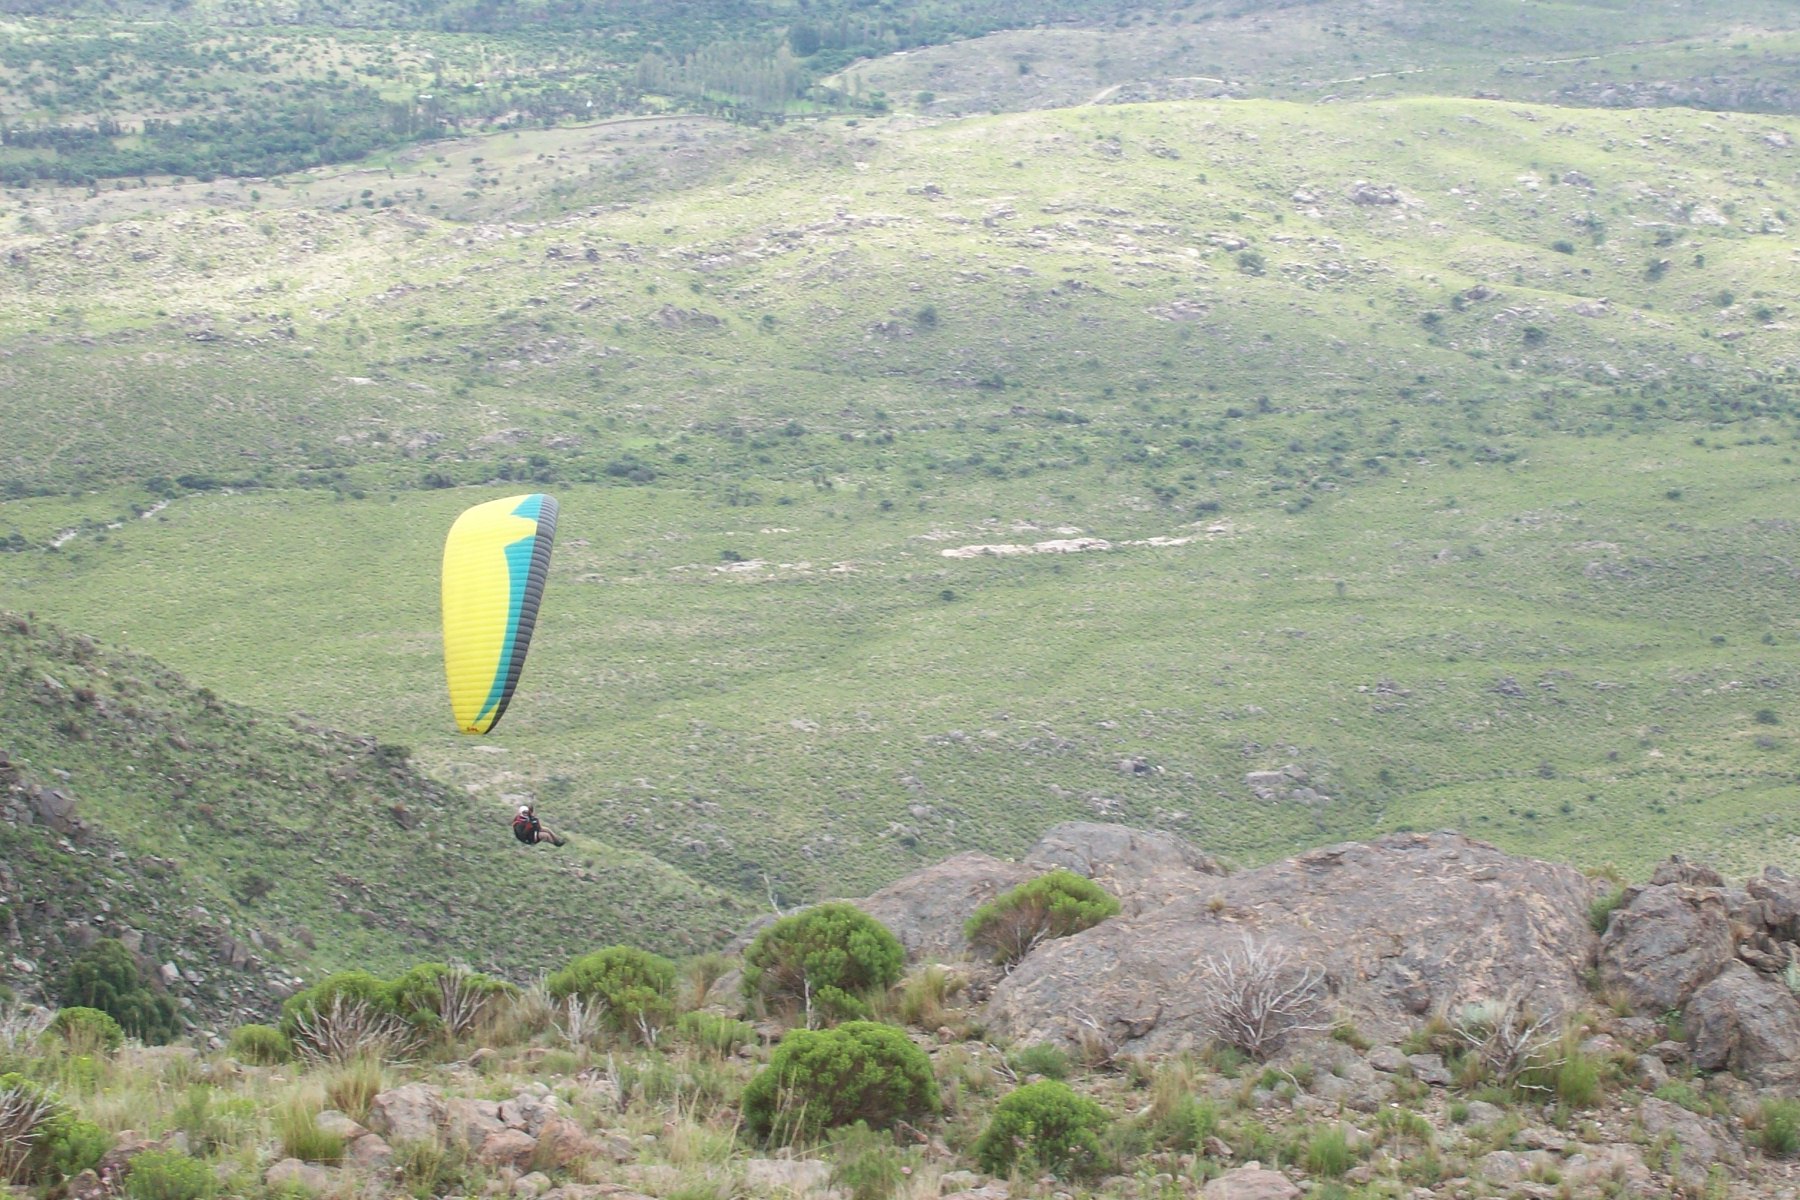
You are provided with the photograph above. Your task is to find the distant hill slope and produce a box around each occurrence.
[838,0,1800,117]
[0,612,750,1029]
[2,92,1798,926]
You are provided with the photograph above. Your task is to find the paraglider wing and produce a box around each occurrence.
[441,493,559,734]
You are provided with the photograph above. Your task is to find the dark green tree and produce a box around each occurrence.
[59,938,178,1045]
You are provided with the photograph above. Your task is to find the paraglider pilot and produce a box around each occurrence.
[512,804,566,847]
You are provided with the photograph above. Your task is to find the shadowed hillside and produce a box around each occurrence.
[0,611,749,1029]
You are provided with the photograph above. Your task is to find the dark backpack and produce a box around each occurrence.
[512,813,537,844]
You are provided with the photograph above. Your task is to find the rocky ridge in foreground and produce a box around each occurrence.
[22,822,1800,1200]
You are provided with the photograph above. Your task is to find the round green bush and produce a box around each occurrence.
[226,1023,290,1065]
[49,1006,125,1054]
[59,938,179,1044]
[124,1148,216,1200]
[742,1020,939,1143]
[742,903,905,1018]
[973,1079,1109,1180]
[964,871,1120,966]
[546,946,678,1041]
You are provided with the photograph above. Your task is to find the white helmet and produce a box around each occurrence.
[518,804,531,815]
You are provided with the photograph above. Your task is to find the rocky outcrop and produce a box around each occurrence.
[985,831,1602,1050]
[1597,877,1735,1012]
[1685,961,1800,1088]
[1024,822,1224,917]
[853,851,1034,961]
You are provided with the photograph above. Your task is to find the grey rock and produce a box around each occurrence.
[1685,960,1800,1087]
[264,1159,333,1193]
[311,1111,368,1141]
[1405,1053,1452,1086]
[1199,1166,1299,1199]
[1650,856,1725,888]
[1024,822,1224,916]
[741,1158,832,1192]
[1366,1046,1408,1073]
[444,1097,506,1148]
[367,1083,445,1145]
[1639,1096,1740,1186]
[348,1133,394,1172]
[475,1128,538,1170]
[1597,881,1733,1013]
[1747,868,1800,942]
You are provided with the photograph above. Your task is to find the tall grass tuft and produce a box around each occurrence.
[276,1100,346,1165]
[325,1056,384,1123]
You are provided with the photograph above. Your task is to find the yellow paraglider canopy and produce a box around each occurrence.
[441,493,558,734]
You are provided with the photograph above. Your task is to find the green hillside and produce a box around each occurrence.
[0,611,749,1022]
[2,84,1798,923]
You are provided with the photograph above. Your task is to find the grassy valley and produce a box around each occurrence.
[0,0,1797,981]
[0,80,1797,921]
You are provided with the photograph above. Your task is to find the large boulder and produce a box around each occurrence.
[1024,822,1224,916]
[987,832,1601,1050]
[1598,879,1735,1014]
[1685,961,1800,1087]
[1200,1166,1300,1200]
[853,851,1034,961]
[367,1083,445,1145]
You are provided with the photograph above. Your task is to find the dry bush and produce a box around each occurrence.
[1186,933,1330,1060]
[1453,991,1564,1092]
[0,999,53,1056]
[0,1080,55,1183]
[554,994,607,1050]
[288,993,421,1066]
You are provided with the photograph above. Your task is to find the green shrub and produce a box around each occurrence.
[50,1006,125,1054]
[964,871,1120,966]
[59,939,178,1044]
[124,1148,215,1200]
[675,1012,755,1058]
[1008,1042,1071,1081]
[1,1074,108,1184]
[973,1079,1109,1180]
[226,1023,289,1065]
[1760,1099,1800,1158]
[742,904,905,1021]
[547,946,679,1043]
[742,1021,939,1143]
[40,1113,108,1182]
